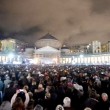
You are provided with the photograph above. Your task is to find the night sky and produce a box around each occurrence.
[0,0,110,45]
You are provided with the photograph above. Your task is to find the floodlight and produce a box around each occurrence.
[8,53,14,58]
[79,54,84,58]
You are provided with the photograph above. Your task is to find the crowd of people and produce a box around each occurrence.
[0,64,109,110]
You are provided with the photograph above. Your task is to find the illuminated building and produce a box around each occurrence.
[0,38,27,53]
[23,47,34,59]
[34,33,61,64]
[35,33,61,49]
[107,41,110,52]
[61,45,70,55]
[1,39,16,52]
[0,38,27,64]
[34,46,60,64]
[101,43,108,53]
[60,53,110,65]
[69,44,89,55]
[91,41,101,53]
[0,36,110,65]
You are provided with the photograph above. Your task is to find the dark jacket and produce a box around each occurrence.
[0,80,4,91]
[3,87,16,101]
[34,88,45,106]
[83,98,99,110]
[97,100,110,110]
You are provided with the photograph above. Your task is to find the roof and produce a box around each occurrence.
[61,46,69,49]
[35,46,60,54]
[61,45,69,49]
[40,33,58,40]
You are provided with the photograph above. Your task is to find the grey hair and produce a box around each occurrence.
[34,104,43,110]
[84,107,92,110]
[101,93,108,97]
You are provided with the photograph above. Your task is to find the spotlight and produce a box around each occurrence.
[8,53,14,58]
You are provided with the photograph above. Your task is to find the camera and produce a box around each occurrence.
[19,89,24,92]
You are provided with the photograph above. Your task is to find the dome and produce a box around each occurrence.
[61,45,70,53]
[61,46,69,50]
[35,33,61,48]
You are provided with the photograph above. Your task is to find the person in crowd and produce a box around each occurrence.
[44,92,51,110]
[0,77,3,105]
[3,81,16,102]
[97,93,110,110]
[0,77,4,92]
[34,104,43,110]
[28,92,34,101]
[30,79,37,93]
[33,83,45,107]
[84,107,92,110]
[82,88,99,110]
[12,97,25,110]
[0,100,11,110]
[56,105,64,110]
[26,99,34,110]
[63,97,73,110]
[4,75,11,89]
[23,85,29,92]
[11,89,30,108]
[0,64,110,110]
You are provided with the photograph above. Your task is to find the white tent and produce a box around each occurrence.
[35,46,60,54]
